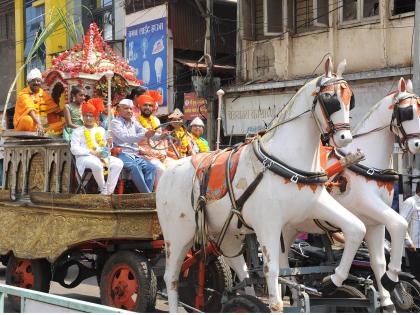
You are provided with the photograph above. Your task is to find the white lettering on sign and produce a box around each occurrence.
[224,93,294,135]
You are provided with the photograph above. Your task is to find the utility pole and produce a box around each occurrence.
[205,0,215,149]
[413,0,420,94]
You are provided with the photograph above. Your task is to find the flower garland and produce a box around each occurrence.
[50,23,141,85]
[32,93,48,127]
[84,127,108,175]
[174,128,189,154]
[137,114,158,129]
[192,135,209,153]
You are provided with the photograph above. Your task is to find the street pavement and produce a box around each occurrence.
[0,264,185,313]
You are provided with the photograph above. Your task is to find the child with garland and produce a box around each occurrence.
[165,108,194,159]
[63,86,85,141]
[189,117,210,153]
[70,101,123,195]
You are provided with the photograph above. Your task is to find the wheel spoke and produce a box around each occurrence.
[118,269,130,282]
[14,260,34,287]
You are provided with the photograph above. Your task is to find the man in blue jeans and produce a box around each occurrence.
[111,99,158,193]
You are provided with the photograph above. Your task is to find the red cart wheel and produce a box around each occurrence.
[100,251,157,312]
[222,295,271,313]
[179,255,233,312]
[5,256,51,312]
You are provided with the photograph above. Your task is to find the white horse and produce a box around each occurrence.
[280,77,420,310]
[156,58,366,312]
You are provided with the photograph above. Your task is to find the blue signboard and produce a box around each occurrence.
[126,17,167,107]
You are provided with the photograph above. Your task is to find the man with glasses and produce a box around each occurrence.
[111,99,161,193]
[13,68,64,133]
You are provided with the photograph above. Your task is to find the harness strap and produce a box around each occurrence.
[334,149,398,182]
[192,149,230,255]
[253,138,328,184]
[313,219,335,243]
[215,145,264,256]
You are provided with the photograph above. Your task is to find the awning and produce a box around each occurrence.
[174,58,235,74]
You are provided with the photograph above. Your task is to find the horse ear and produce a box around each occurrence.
[324,57,333,77]
[398,77,406,93]
[336,59,347,78]
[406,79,414,93]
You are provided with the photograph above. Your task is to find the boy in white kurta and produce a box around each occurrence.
[70,102,123,194]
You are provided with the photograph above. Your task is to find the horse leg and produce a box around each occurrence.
[221,234,256,296]
[253,224,283,312]
[279,227,299,304]
[279,226,299,269]
[162,229,194,313]
[311,191,366,289]
[365,224,394,309]
[381,208,407,286]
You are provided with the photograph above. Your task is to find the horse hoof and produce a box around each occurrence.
[269,302,283,312]
[320,276,338,295]
[381,273,398,292]
[381,304,396,313]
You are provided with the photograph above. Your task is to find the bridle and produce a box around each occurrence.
[266,76,355,140]
[390,93,420,151]
[311,76,354,144]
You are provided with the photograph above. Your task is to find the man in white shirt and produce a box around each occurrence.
[400,183,420,280]
[70,101,123,195]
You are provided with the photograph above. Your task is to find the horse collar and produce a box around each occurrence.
[334,149,398,182]
[252,138,328,184]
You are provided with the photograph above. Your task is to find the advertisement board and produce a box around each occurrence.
[183,92,208,120]
[126,5,168,112]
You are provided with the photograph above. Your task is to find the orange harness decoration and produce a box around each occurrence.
[191,146,245,201]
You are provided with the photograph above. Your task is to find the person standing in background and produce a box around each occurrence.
[400,183,420,280]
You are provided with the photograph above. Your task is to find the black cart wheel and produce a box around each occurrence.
[222,294,271,312]
[179,255,233,312]
[5,256,51,312]
[326,285,368,312]
[391,276,420,312]
[99,250,157,312]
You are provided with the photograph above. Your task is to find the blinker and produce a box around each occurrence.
[398,105,414,122]
[320,93,341,116]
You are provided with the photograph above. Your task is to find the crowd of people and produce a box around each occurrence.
[11,68,210,194]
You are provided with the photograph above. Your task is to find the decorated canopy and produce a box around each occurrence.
[43,23,141,105]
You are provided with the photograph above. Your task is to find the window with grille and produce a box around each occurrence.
[392,0,414,15]
[0,12,14,42]
[264,0,283,36]
[341,0,379,23]
[294,0,328,34]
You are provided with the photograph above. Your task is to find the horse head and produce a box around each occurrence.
[311,58,354,148]
[390,78,420,154]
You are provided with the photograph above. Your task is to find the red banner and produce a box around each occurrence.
[183,92,208,120]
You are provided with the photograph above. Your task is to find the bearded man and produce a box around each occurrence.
[136,93,167,187]
[14,68,64,133]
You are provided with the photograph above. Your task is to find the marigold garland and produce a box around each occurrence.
[192,135,209,153]
[32,93,48,127]
[84,127,108,175]
[174,128,189,154]
[137,114,159,129]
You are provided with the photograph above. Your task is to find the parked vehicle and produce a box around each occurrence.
[288,236,420,312]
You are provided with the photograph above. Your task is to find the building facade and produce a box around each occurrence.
[225,0,416,192]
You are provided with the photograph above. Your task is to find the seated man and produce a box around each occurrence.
[136,93,167,187]
[70,102,123,195]
[111,99,158,193]
[14,68,64,133]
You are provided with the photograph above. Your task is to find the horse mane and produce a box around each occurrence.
[269,77,319,128]
[353,92,397,133]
